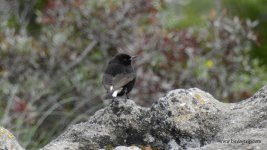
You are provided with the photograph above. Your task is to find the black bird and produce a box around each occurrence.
[103,53,136,99]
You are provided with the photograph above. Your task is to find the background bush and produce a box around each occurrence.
[0,0,266,149]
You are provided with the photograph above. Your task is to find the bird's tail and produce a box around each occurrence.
[104,88,123,99]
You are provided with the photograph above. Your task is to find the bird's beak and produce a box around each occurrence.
[131,56,137,60]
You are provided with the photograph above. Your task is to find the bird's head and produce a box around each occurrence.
[113,53,136,66]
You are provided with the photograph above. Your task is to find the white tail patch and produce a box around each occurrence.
[112,88,123,97]
[112,90,119,97]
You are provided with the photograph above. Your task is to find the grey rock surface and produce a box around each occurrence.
[41,86,267,150]
[0,126,24,150]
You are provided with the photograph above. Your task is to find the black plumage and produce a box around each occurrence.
[103,53,136,99]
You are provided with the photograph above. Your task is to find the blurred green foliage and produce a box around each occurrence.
[223,0,267,65]
[0,0,266,149]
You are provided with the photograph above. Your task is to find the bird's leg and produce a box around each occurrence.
[124,88,128,101]
[126,93,129,99]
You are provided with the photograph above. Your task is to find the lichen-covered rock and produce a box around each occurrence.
[41,85,267,150]
[41,99,150,150]
[0,126,24,150]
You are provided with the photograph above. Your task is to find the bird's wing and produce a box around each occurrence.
[112,72,135,91]
[103,72,135,92]
[103,62,135,92]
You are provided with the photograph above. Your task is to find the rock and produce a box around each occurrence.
[40,141,79,150]
[0,126,24,150]
[41,85,267,150]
